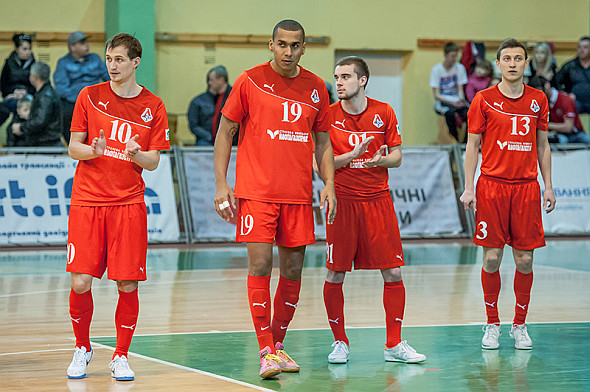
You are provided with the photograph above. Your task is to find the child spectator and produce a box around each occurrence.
[7,95,32,146]
[465,59,493,102]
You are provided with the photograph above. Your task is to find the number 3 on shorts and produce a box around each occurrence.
[240,214,254,236]
[476,221,488,239]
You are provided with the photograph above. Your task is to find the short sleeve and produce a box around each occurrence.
[429,64,441,88]
[312,81,331,133]
[221,71,249,123]
[385,105,402,147]
[467,93,486,134]
[70,86,89,133]
[536,94,549,132]
[147,100,171,150]
[457,64,468,85]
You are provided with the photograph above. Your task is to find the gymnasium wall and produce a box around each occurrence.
[0,0,588,145]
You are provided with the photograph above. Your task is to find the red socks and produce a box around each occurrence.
[69,288,93,351]
[384,281,405,348]
[114,289,139,358]
[247,275,274,352]
[271,276,301,345]
[481,269,501,324]
[513,270,533,325]
[323,281,348,345]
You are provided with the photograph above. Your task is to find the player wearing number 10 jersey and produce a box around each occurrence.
[460,39,555,351]
[323,56,425,365]
[213,20,336,379]
[66,34,170,381]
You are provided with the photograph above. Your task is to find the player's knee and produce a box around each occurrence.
[382,267,402,282]
[483,254,501,272]
[514,253,533,273]
[280,262,303,281]
[326,270,346,283]
[71,274,92,294]
[116,280,138,293]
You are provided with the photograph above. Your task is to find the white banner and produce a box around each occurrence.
[184,149,462,241]
[0,154,179,245]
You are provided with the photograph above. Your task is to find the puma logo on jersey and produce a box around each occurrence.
[516,303,527,310]
[328,318,339,324]
[141,108,153,122]
[485,301,496,308]
[395,318,403,323]
[311,89,320,104]
[98,101,109,110]
[373,114,384,128]
[260,325,270,331]
[263,83,274,92]
[285,302,298,309]
[335,119,346,128]
[493,102,504,110]
[267,129,280,139]
[70,317,81,324]
[530,99,540,113]
[253,302,267,308]
[121,324,135,330]
[497,140,508,150]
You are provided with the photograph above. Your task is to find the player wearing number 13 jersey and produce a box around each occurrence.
[323,56,425,366]
[461,39,555,351]
[214,20,336,379]
[66,34,170,382]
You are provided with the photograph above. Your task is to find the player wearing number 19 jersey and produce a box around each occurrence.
[323,56,425,365]
[213,20,336,379]
[66,34,170,381]
[461,39,555,351]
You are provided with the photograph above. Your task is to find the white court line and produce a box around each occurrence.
[0,348,74,356]
[90,341,273,392]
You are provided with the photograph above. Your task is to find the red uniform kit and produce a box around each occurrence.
[327,97,403,271]
[468,84,549,249]
[222,62,330,245]
[67,82,170,280]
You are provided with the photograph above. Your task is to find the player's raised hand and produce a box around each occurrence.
[214,182,236,222]
[363,145,387,168]
[125,134,141,158]
[543,188,556,213]
[459,189,477,211]
[351,136,375,159]
[91,129,106,157]
[320,184,337,224]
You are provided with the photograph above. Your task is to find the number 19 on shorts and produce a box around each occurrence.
[240,214,254,236]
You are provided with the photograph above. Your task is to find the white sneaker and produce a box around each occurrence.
[510,324,532,350]
[67,347,93,379]
[482,324,501,349]
[109,355,135,381]
[384,341,426,363]
[328,341,350,364]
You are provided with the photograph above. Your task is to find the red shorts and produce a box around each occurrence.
[235,199,315,247]
[474,176,545,250]
[66,203,148,280]
[326,195,404,271]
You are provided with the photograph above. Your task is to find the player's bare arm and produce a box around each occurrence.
[68,130,106,160]
[213,115,239,221]
[460,132,481,211]
[334,136,375,169]
[536,129,556,213]
[363,145,402,168]
[314,130,337,224]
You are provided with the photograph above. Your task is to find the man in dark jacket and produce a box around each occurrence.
[556,36,590,114]
[187,65,235,145]
[14,62,62,146]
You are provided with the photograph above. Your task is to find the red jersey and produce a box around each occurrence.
[70,82,170,206]
[329,98,402,200]
[468,84,549,181]
[222,62,330,204]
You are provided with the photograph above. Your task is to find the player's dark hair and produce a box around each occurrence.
[336,56,370,87]
[443,42,459,55]
[528,75,550,90]
[106,33,142,60]
[272,19,305,42]
[496,38,528,60]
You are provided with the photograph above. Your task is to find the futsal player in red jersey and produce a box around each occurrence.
[322,56,426,365]
[460,39,555,350]
[213,20,336,379]
[65,33,170,381]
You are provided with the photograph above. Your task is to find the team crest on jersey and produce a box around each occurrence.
[530,99,540,113]
[373,114,384,128]
[311,89,320,104]
[141,108,153,122]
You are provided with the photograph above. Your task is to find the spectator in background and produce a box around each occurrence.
[430,42,469,142]
[187,65,234,146]
[529,75,590,144]
[556,36,590,114]
[465,59,493,102]
[6,95,32,147]
[16,62,62,147]
[54,31,109,143]
[530,42,557,84]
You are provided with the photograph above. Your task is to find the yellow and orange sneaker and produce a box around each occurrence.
[259,346,281,379]
[275,342,300,373]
